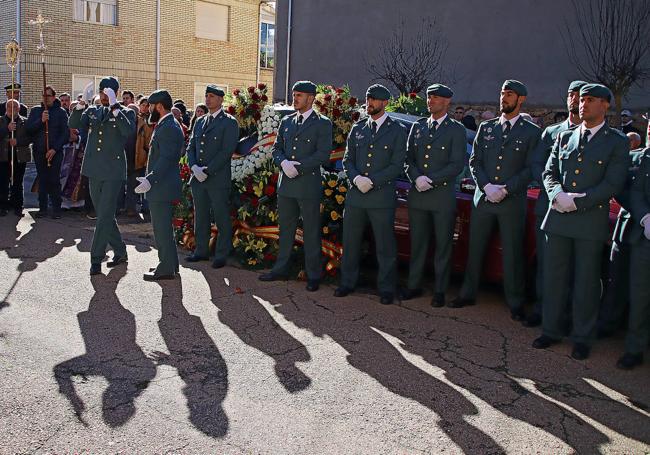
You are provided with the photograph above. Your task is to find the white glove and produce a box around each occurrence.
[553,191,585,213]
[642,214,650,240]
[281,160,300,178]
[354,176,374,194]
[191,164,208,182]
[484,183,507,203]
[134,176,151,194]
[103,87,118,106]
[415,175,433,192]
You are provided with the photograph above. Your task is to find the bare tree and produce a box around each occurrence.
[364,17,450,95]
[562,0,650,123]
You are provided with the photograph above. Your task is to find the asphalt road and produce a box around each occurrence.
[0,210,648,454]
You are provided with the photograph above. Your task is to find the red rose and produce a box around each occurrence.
[258,83,267,90]
[264,253,276,261]
[172,218,184,227]
[335,88,344,94]
[349,97,357,107]
[264,185,275,197]
[171,199,181,206]
[352,111,361,121]
[233,89,241,96]
[314,100,322,107]
[227,105,236,114]
[332,108,341,118]
[324,94,332,102]
[409,92,417,99]
[253,111,261,120]
[271,172,279,184]
[261,94,268,102]
[248,86,255,94]
[251,197,259,207]
[250,103,260,111]
[252,93,261,101]
[246,182,253,192]
[335,98,343,106]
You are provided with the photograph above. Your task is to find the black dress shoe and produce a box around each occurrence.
[33,210,47,218]
[532,335,559,349]
[571,343,591,360]
[380,293,394,305]
[431,293,445,308]
[107,255,128,268]
[143,272,176,281]
[522,313,542,328]
[185,254,209,263]
[306,280,319,292]
[400,288,422,300]
[258,272,288,282]
[447,297,475,308]
[212,258,227,269]
[616,352,643,370]
[89,264,102,276]
[511,308,526,322]
[51,212,62,220]
[333,286,353,297]
[13,207,24,217]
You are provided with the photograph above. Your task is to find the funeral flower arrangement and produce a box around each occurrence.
[313,85,361,148]
[225,83,270,137]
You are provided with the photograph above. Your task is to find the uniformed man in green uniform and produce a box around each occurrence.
[533,83,630,360]
[185,84,239,268]
[401,84,466,307]
[525,80,587,327]
[70,76,135,275]
[259,81,333,291]
[614,147,650,369]
[135,89,185,281]
[451,80,540,321]
[335,84,407,305]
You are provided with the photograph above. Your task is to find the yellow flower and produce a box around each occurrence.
[335,195,345,205]
[269,210,278,222]
[253,181,264,197]
[338,185,347,193]
[322,226,329,234]
[328,180,337,188]
[248,258,258,265]
[324,188,333,197]
[331,210,339,221]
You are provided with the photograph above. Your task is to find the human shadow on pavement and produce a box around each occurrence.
[53,267,156,427]
[262,288,506,454]
[152,280,229,438]
[197,267,312,394]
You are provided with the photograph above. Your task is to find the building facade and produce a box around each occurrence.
[273,0,649,110]
[0,0,275,108]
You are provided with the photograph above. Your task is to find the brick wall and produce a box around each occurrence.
[2,0,275,109]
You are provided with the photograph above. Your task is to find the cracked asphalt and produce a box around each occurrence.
[0,210,648,454]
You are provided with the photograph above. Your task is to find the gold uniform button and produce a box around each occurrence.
[494,176,500,181]
[598,204,603,209]
[598,160,603,165]
[99,131,103,135]
[98,139,102,143]
[443,182,447,186]
[427,145,432,149]
[366,163,371,167]
[575,169,580,174]
[425,154,429,158]
[97,148,101,151]
[370,145,374,149]
[201,142,204,145]
[291,155,295,159]
[294,138,298,141]
[572,182,577,187]
[424,164,429,168]
[364,172,368,176]
[368,153,372,157]
[441,146,445,150]
[293,146,297,150]
[384,145,388,149]
[498,156,503,160]
[577,157,583,162]
[496,166,501,170]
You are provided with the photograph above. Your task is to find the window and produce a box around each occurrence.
[73,0,117,25]
[196,2,229,41]
[72,75,110,102]
[260,22,275,69]
[193,82,228,109]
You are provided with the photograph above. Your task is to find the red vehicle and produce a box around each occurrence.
[393,178,621,286]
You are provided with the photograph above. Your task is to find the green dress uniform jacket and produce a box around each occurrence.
[459,116,540,311]
[146,113,185,276]
[340,116,407,293]
[529,119,578,315]
[269,111,333,280]
[405,116,466,293]
[541,125,630,346]
[69,104,135,265]
[186,110,239,260]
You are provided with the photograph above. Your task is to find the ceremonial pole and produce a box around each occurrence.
[28,12,51,167]
[4,36,21,186]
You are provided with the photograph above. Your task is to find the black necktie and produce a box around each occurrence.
[297,115,304,125]
[503,121,511,137]
[582,129,591,143]
[205,115,212,128]
[371,121,377,135]
[430,120,438,132]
